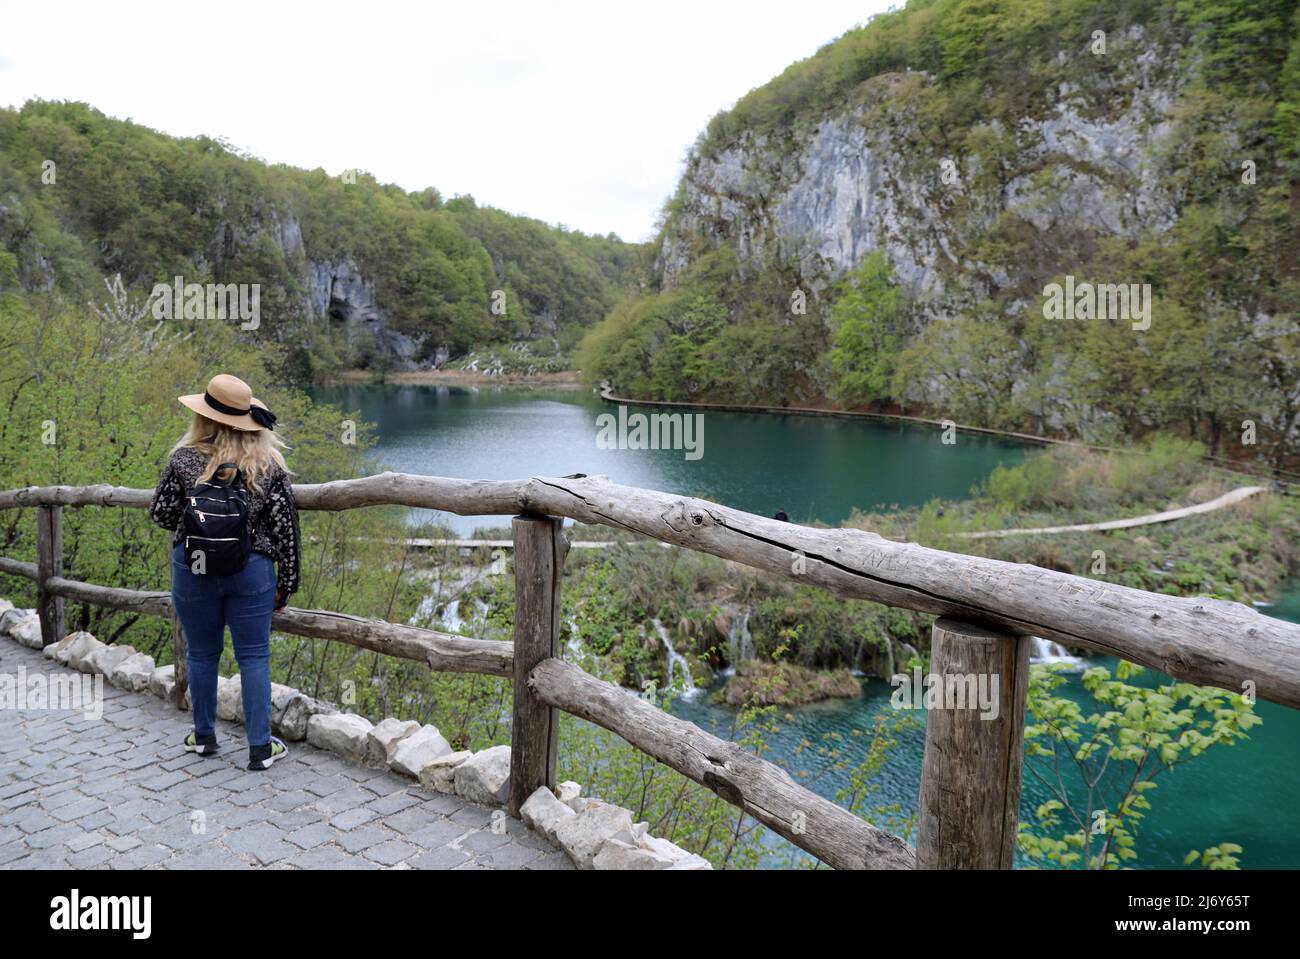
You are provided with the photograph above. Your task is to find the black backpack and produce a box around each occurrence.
[180,462,252,575]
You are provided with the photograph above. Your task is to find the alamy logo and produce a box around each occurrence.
[890,666,1001,720]
[50,890,151,939]
[1042,275,1151,331]
[0,666,102,720]
[148,276,260,330]
[595,406,704,461]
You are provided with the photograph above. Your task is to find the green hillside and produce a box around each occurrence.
[0,100,646,383]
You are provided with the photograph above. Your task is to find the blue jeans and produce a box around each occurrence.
[171,543,275,750]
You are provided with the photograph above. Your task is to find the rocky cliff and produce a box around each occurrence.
[658,25,1182,317]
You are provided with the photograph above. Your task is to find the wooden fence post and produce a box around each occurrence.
[169,562,189,711]
[508,514,566,817]
[35,506,65,646]
[916,617,1030,869]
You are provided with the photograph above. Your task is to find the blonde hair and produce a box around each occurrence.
[171,412,292,495]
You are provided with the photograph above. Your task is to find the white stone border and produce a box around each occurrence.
[0,599,710,870]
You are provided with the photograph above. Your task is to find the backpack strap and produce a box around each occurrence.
[212,462,244,487]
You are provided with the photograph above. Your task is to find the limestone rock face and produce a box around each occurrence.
[653,25,1195,424]
[9,612,43,649]
[553,800,635,870]
[310,257,424,371]
[88,643,136,677]
[520,786,576,843]
[45,631,83,663]
[453,745,511,805]
[65,633,106,672]
[149,664,176,700]
[417,750,472,794]
[366,718,421,767]
[216,674,243,722]
[272,686,335,742]
[307,713,374,761]
[389,725,454,777]
[109,652,156,692]
[660,32,1180,304]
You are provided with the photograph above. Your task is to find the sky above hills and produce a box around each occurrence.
[0,0,896,242]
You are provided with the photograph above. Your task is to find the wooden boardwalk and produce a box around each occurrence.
[957,485,1267,539]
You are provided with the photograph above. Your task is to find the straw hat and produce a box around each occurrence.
[178,374,278,432]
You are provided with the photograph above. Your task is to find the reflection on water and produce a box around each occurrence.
[308,384,1029,534]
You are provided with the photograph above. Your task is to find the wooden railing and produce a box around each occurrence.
[2,471,1299,870]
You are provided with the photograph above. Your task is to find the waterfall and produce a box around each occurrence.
[435,598,489,636]
[441,599,462,632]
[410,594,438,625]
[652,618,698,696]
[1028,635,1087,669]
[728,611,755,666]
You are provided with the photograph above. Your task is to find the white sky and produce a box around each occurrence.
[0,0,897,241]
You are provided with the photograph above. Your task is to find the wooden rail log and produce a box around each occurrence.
[0,473,522,514]
[0,556,38,580]
[0,484,152,510]
[44,577,173,617]
[527,656,916,870]
[5,471,1300,706]
[290,473,521,514]
[271,607,512,676]
[916,619,1030,869]
[517,474,1300,709]
[35,577,511,675]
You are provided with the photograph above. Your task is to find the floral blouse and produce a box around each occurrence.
[149,446,302,595]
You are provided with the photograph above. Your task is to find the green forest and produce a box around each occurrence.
[0,100,646,384]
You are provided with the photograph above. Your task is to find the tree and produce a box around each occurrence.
[828,252,910,408]
[1018,660,1260,869]
[891,310,1022,427]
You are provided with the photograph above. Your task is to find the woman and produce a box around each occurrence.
[149,373,302,771]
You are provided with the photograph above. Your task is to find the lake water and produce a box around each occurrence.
[673,646,1300,869]
[310,383,1299,869]
[309,384,1030,534]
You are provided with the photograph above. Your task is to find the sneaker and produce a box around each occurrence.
[248,736,289,771]
[184,731,219,756]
